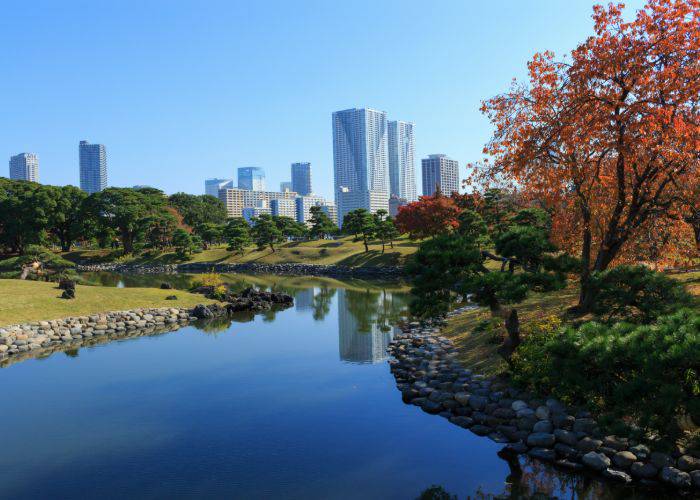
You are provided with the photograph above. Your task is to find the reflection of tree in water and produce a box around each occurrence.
[194,316,234,334]
[312,286,336,321]
[64,348,79,358]
[415,485,457,500]
[344,288,408,333]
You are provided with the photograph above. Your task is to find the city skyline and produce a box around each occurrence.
[2,1,642,199]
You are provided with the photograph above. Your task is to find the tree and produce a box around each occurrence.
[250,213,284,252]
[168,193,227,227]
[394,193,460,239]
[47,185,89,252]
[273,216,307,239]
[223,218,251,254]
[172,228,196,259]
[309,205,336,240]
[85,187,167,254]
[143,211,179,250]
[374,210,400,253]
[343,209,377,252]
[0,179,56,254]
[195,222,225,250]
[472,0,700,311]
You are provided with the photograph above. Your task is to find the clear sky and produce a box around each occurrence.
[1,0,645,199]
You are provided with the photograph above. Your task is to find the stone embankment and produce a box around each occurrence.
[75,262,403,279]
[0,290,293,366]
[388,308,700,492]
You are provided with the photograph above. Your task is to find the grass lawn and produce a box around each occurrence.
[62,236,421,267]
[0,280,214,326]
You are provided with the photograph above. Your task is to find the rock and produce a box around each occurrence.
[602,468,632,483]
[603,435,628,451]
[192,304,214,319]
[630,461,658,479]
[629,444,650,460]
[650,452,673,469]
[454,392,470,405]
[160,283,173,289]
[678,455,700,472]
[528,448,556,462]
[449,416,473,429]
[554,429,578,447]
[691,470,700,488]
[471,425,492,436]
[527,433,556,448]
[535,406,550,420]
[533,420,553,433]
[511,400,528,412]
[612,451,637,468]
[577,437,602,453]
[61,288,75,299]
[660,466,691,488]
[552,413,575,430]
[573,417,597,434]
[554,443,578,459]
[468,395,488,411]
[421,400,442,414]
[556,459,584,471]
[582,451,611,471]
[165,295,178,300]
[505,442,529,454]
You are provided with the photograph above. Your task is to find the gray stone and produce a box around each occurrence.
[533,420,553,433]
[527,433,556,448]
[582,451,611,471]
[554,443,578,459]
[471,425,492,436]
[505,442,529,454]
[577,437,602,453]
[612,451,637,468]
[421,400,442,414]
[602,468,632,483]
[454,392,470,405]
[629,444,650,460]
[573,418,597,434]
[535,406,550,420]
[650,452,673,469]
[528,448,556,462]
[603,435,628,451]
[449,416,473,429]
[554,429,578,447]
[630,461,658,479]
[678,455,700,472]
[468,395,488,411]
[691,470,700,488]
[660,466,691,488]
[511,400,528,412]
[516,408,535,418]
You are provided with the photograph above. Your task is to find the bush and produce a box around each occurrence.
[511,309,700,440]
[192,272,223,288]
[589,265,691,323]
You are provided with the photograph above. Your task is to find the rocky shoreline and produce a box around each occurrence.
[388,308,700,493]
[75,262,404,279]
[0,290,293,366]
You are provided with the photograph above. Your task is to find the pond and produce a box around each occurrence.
[0,274,667,499]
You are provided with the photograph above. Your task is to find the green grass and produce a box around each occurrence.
[62,236,420,268]
[0,280,214,326]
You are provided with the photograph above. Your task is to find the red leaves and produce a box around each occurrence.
[395,193,461,240]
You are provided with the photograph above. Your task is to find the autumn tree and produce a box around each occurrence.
[394,192,460,239]
[472,0,700,311]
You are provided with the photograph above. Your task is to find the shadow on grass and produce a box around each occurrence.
[337,250,401,267]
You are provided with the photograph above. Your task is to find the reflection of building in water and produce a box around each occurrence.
[295,288,316,311]
[337,289,394,364]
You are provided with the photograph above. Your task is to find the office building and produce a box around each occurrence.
[388,121,417,202]
[389,195,407,217]
[205,178,234,198]
[271,198,297,219]
[79,140,108,194]
[242,204,271,225]
[9,153,39,182]
[280,181,293,193]
[332,108,389,224]
[337,289,394,364]
[238,167,265,191]
[219,188,297,218]
[421,154,459,196]
[291,162,312,196]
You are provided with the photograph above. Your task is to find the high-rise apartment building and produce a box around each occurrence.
[205,178,234,198]
[280,181,293,193]
[387,121,417,202]
[79,140,108,194]
[218,188,297,218]
[237,167,265,191]
[271,198,297,219]
[421,154,459,196]
[291,162,312,196]
[332,108,389,224]
[9,153,39,182]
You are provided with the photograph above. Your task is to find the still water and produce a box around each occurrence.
[0,274,659,499]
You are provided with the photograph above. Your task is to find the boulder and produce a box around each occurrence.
[660,466,691,488]
[582,451,611,471]
[192,304,214,319]
[630,461,658,479]
[612,451,637,469]
[554,429,578,447]
[602,468,632,483]
[528,448,556,462]
[527,433,556,448]
[678,455,700,472]
[160,283,173,289]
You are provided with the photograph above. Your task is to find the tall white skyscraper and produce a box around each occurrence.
[332,108,389,224]
[205,178,234,197]
[421,154,460,196]
[9,153,39,182]
[79,140,108,194]
[388,121,417,202]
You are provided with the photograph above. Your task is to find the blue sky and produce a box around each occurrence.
[1,0,645,199]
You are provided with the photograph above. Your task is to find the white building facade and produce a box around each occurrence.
[9,153,39,182]
[205,178,234,198]
[388,121,417,202]
[219,188,297,218]
[332,108,389,225]
[421,154,460,196]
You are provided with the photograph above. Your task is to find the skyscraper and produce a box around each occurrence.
[388,121,417,202]
[421,154,459,196]
[291,162,312,196]
[9,153,39,182]
[237,167,265,191]
[79,140,107,194]
[280,181,293,193]
[332,108,389,224]
[205,178,234,197]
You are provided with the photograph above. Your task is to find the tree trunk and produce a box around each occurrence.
[363,238,369,253]
[269,242,276,253]
[577,224,593,312]
[498,308,521,365]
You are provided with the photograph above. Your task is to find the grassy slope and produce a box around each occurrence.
[443,271,700,377]
[0,280,214,326]
[62,236,420,267]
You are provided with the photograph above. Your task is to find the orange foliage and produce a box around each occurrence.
[469,0,700,303]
